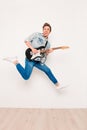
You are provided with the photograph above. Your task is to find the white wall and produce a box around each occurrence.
[0,0,87,108]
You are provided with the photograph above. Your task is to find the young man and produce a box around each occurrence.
[3,23,66,89]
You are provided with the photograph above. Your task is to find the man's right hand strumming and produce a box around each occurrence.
[32,48,38,54]
[25,41,38,54]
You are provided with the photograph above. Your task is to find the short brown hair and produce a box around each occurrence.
[43,23,52,32]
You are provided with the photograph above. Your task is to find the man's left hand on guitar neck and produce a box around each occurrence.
[46,48,54,54]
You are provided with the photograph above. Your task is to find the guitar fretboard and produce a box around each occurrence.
[40,46,69,53]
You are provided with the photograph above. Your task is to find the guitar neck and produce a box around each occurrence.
[52,47,62,50]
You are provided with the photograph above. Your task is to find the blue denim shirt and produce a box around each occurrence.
[24,32,51,49]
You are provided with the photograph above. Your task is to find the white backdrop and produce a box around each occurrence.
[0,0,87,108]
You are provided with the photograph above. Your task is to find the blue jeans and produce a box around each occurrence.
[16,58,58,84]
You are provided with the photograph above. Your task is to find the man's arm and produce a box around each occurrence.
[46,48,54,54]
[25,41,38,54]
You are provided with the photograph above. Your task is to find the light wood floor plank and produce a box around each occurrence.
[0,108,87,130]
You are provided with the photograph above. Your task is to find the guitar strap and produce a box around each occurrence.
[44,40,48,48]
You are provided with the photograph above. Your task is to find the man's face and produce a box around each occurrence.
[43,26,51,37]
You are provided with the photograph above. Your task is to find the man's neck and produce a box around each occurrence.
[42,33,48,39]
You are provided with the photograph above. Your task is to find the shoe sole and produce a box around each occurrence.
[56,84,70,90]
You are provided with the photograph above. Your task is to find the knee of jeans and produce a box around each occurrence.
[23,73,30,80]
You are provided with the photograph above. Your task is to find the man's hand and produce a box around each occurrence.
[32,48,39,54]
[46,48,54,54]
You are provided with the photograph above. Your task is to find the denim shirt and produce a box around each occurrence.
[24,32,51,49]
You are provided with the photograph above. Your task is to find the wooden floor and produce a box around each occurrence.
[0,108,87,130]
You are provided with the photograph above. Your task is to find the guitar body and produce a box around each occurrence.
[25,48,32,60]
[25,46,46,63]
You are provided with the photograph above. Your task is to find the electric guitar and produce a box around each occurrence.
[25,46,69,64]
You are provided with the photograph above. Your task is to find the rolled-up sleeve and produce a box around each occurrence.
[24,33,36,43]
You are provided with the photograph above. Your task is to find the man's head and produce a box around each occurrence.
[42,23,52,38]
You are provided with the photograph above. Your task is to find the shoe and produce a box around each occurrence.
[3,56,18,63]
[55,83,70,90]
